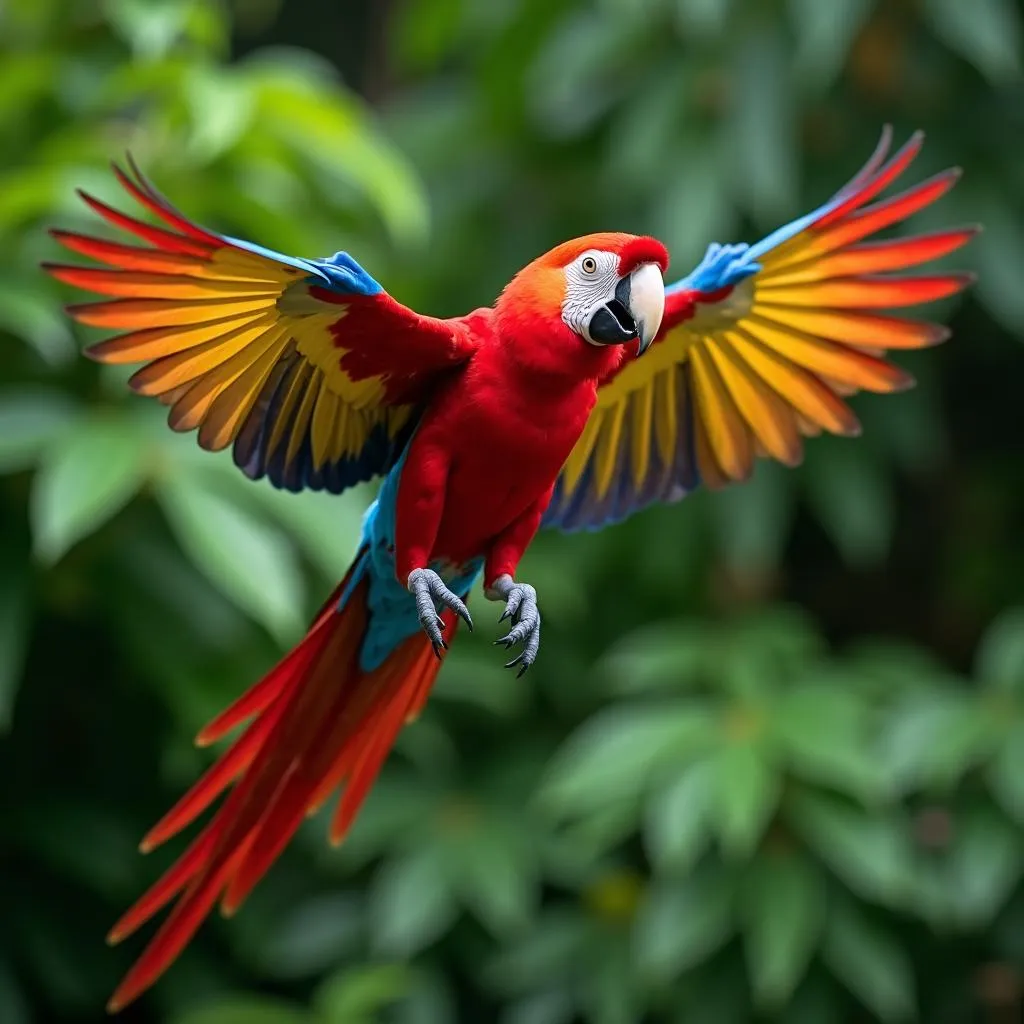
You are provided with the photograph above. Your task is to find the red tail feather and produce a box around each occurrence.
[106,572,453,1013]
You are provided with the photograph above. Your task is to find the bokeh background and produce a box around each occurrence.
[2,0,1023,1022]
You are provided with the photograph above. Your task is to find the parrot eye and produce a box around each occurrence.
[581,256,597,274]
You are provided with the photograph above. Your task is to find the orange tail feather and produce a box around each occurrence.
[106,573,454,1013]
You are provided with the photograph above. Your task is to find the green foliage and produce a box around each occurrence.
[1,1,1023,1023]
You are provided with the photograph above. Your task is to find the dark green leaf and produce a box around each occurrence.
[452,825,536,936]
[0,389,77,474]
[0,549,30,730]
[822,900,915,1022]
[741,854,826,1008]
[788,0,872,88]
[923,0,1022,84]
[644,758,715,873]
[787,793,915,907]
[774,684,887,801]
[170,996,307,1024]
[314,964,411,1024]
[370,845,457,955]
[157,473,304,642]
[31,414,147,562]
[540,703,717,813]
[975,606,1024,692]
[945,809,1023,926]
[249,892,361,980]
[633,871,734,981]
[988,724,1024,824]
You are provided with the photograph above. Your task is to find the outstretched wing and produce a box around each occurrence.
[543,127,977,531]
[45,160,477,493]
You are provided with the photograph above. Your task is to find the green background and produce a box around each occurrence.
[2,0,1023,1022]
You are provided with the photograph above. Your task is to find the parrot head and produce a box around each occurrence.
[495,232,669,378]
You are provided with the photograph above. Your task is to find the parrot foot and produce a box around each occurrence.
[407,568,473,658]
[487,575,541,677]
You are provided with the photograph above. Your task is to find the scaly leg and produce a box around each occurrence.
[486,574,541,677]
[407,568,473,658]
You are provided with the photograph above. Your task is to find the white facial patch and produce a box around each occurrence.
[561,249,621,344]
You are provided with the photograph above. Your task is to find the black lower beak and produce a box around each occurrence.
[588,276,637,345]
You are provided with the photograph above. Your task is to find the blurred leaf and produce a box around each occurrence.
[945,809,1023,926]
[644,758,714,873]
[248,892,361,980]
[484,912,589,993]
[975,606,1024,692]
[370,844,457,955]
[503,990,575,1024]
[741,854,826,1009]
[923,0,1022,84]
[0,549,29,730]
[788,0,872,88]
[633,870,733,981]
[0,389,77,473]
[655,145,733,267]
[602,622,709,694]
[822,900,915,1022]
[713,460,792,573]
[31,414,148,562]
[540,702,717,813]
[711,741,780,859]
[0,960,30,1024]
[674,0,730,38]
[171,996,307,1024]
[314,964,411,1024]
[185,64,256,160]
[972,202,1024,333]
[728,27,798,221]
[988,724,1024,824]
[803,441,894,568]
[0,278,75,364]
[157,472,305,642]
[452,825,536,936]
[787,793,914,907]
[774,683,887,802]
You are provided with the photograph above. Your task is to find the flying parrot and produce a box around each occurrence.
[45,125,976,1011]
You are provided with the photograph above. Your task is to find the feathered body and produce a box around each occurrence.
[45,128,977,1011]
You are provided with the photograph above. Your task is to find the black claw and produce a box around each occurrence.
[516,663,530,679]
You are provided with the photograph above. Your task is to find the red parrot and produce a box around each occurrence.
[45,126,976,1011]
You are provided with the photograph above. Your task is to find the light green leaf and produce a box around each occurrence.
[945,809,1023,926]
[170,996,307,1024]
[742,855,826,1008]
[644,758,715,873]
[249,892,361,980]
[823,900,915,1022]
[774,684,887,801]
[0,552,30,731]
[185,64,256,160]
[503,990,575,1024]
[975,606,1024,692]
[156,474,305,643]
[370,846,457,955]
[788,0,872,88]
[0,389,77,474]
[633,871,734,981]
[988,724,1024,824]
[602,622,710,694]
[787,793,914,908]
[711,742,780,859]
[924,0,1022,84]
[31,415,148,563]
[540,703,718,813]
[314,964,411,1024]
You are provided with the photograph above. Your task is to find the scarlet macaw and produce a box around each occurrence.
[46,126,975,1010]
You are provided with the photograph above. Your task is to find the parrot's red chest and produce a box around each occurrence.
[393,331,604,573]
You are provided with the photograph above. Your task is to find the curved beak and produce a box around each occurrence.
[587,262,665,354]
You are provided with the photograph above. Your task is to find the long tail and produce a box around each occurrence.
[106,556,454,1012]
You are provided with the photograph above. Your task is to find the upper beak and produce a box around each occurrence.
[587,262,665,354]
